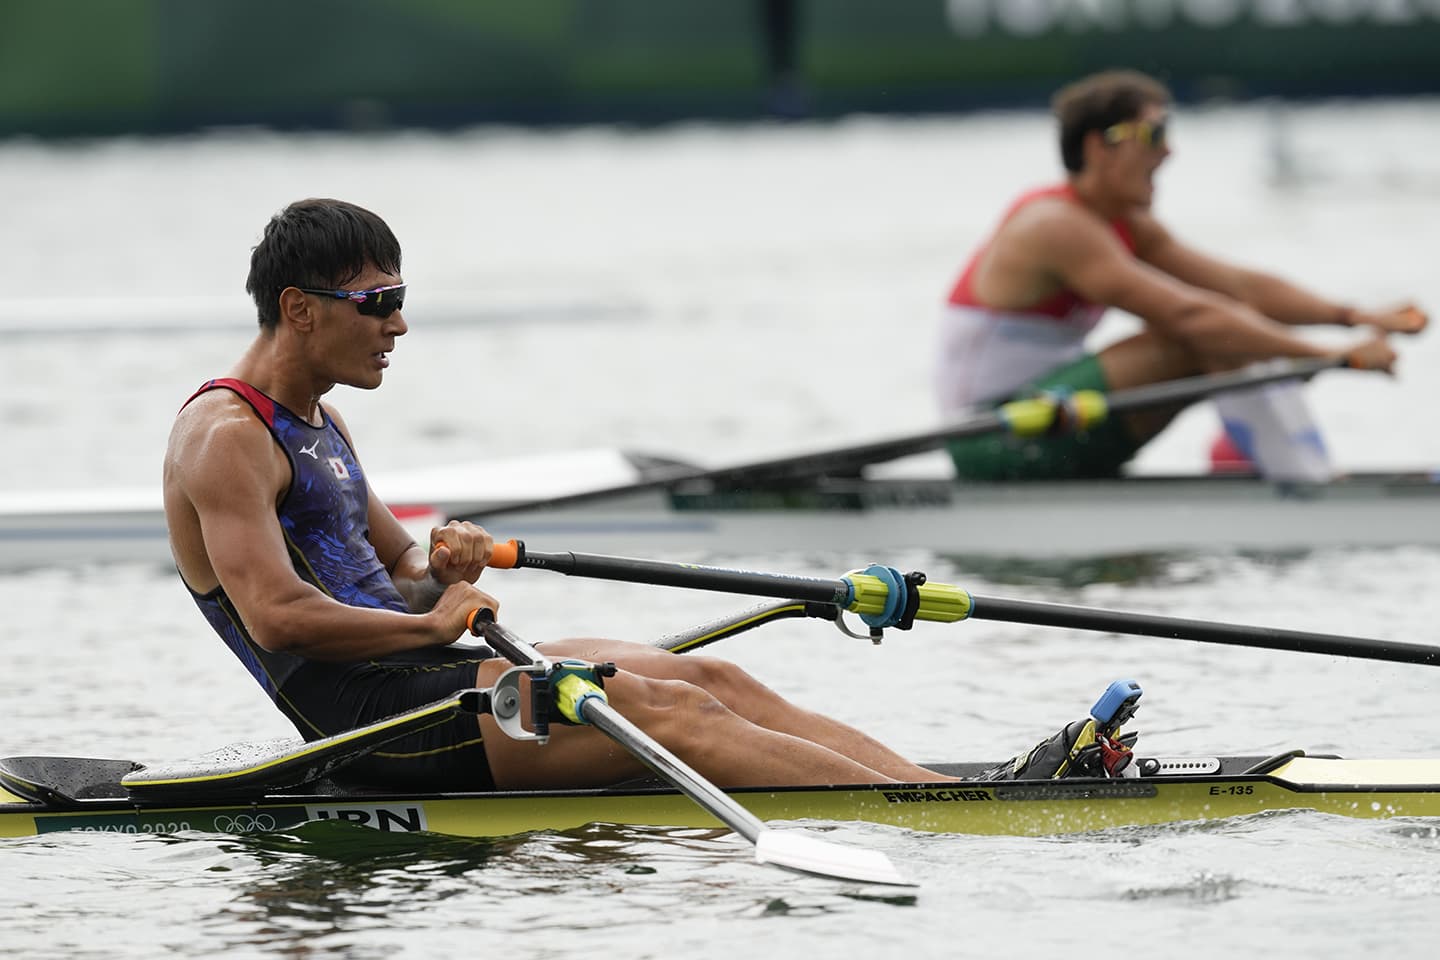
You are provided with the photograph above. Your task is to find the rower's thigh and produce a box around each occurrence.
[475,659,722,790]
[1098,333,1210,442]
[537,636,740,687]
[1097,330,1202,390]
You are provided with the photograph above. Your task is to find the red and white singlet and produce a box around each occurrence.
[935,183,1135,413]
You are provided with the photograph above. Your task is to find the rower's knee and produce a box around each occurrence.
[616,674,732,752]
[671,655,762,702]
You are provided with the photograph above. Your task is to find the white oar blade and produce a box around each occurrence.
[754,829,915,887]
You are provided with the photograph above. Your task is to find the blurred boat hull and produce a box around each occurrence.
[4,454,1439,570]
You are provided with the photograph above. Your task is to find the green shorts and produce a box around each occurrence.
[947,353,1142,481]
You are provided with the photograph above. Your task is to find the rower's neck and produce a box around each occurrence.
[1067,173,1128,221]
[229,334,330,426]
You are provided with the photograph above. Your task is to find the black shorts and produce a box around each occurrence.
[278,648,499,791]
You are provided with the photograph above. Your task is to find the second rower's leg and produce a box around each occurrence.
[1096,331,1208,443]
[1100,330,1333,481]
[533,638,954,784]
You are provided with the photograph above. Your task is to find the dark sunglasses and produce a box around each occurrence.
[1103,118,1168,150]
[298,283,406,318]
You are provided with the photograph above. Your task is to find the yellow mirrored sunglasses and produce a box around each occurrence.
[1103,118,1169,150]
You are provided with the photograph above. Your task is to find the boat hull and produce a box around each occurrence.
[7,756,1440,840]
[502,472,1440,558]
[6,470,1440,571]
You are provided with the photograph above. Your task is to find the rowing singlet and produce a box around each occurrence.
[180,379,409,702]
[936,184,1136,412]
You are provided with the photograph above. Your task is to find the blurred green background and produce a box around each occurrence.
[5,0,1439,138]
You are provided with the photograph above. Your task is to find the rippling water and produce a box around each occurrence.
[4,101,1440,957]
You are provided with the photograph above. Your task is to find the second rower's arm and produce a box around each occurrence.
[1033,205,1397,371]
[175,399,492,660]
[1135,214,1428,335]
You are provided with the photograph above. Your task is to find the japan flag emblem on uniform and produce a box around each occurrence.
[327,457,351,480]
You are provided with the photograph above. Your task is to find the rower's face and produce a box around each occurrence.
[309,265,408,390]
[1099,103,1171,209]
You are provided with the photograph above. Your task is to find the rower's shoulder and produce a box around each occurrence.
[1004,194,1111,242]
[167,389,276,464]
[173,387,259,430]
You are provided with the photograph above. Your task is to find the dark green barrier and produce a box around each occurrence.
[3,0,1439,138]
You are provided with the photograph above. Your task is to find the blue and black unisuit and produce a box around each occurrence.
[179,377,495,789]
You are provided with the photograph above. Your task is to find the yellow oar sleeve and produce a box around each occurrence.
[998,396,1059,437]
[1069,390,1109,430]
[845,574,973,624]
[554,672,608,725]
[914,582,973,623]
[846,572,894,616]
[999,390,1110,437]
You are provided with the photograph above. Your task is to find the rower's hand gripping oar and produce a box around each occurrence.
[485,540,1440,667]
[462,608,916,888]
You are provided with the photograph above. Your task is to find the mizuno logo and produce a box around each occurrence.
[298,440,320,459]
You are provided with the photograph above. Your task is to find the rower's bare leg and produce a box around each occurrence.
[1097,330,1212,442]
[475,658,950,789]
[528,638,954,784]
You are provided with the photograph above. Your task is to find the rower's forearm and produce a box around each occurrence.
[390,544,446,612]
[1232,272,1349,327]
[250,598,450,661]
[1166,300,1333,366]
[394,573,447,613]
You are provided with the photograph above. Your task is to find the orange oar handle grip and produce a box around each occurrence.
[489,539,523,569]
[432,538,523,568]
[465,607,494,636]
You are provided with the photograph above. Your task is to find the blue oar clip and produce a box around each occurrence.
[859,564,908,629]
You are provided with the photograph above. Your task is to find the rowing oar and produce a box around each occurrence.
[454,356,1346,521]
[463,609,915,888]
[485,540,1440,667]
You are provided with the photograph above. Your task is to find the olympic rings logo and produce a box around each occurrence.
[210,813,279,834]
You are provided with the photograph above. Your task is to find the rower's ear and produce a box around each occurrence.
[1079,128,1108,169]
[277,286,316,332]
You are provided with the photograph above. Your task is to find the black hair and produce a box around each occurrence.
[1052,70,1172,173]
[244,198,402,329]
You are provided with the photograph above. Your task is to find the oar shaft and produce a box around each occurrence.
[582,698,765,843]
[970,595,1440,666]
[499,544,854,606]
[471,611,767,840]
[1100,357,1341,416]
[635,360,1344,488]
[469,609,912,885]
[474,613,766,838]
[490,543,1425,668]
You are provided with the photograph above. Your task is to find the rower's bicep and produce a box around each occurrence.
[174,415,309,610]
[1045,219,1212,326]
